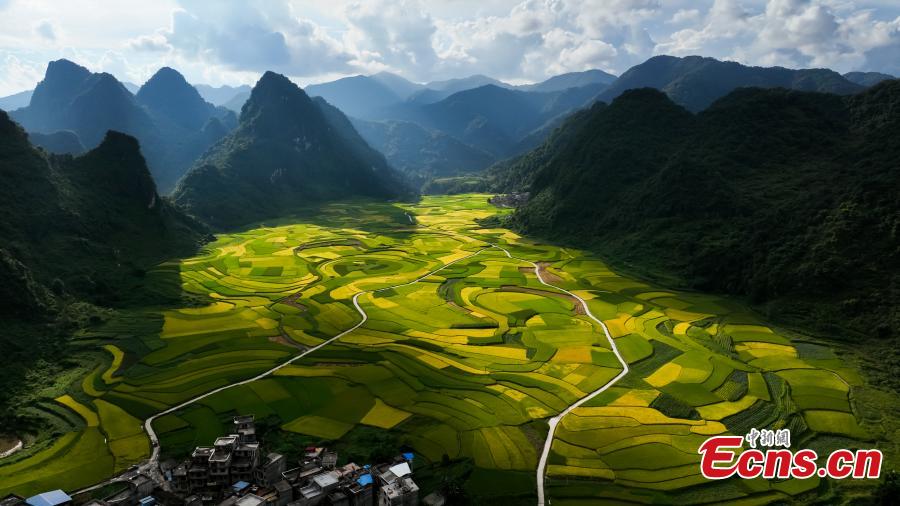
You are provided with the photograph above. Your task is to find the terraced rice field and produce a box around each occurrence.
[0,195,883,503]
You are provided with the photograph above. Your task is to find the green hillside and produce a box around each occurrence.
[0,110,207,431]
[503,82,900,351]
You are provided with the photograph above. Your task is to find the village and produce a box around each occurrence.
[1,416,436,506]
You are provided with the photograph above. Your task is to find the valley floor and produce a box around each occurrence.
[0,195,893,504]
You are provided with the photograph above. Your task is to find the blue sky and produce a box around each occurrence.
[0,0,898,95]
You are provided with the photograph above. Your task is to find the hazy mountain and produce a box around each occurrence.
[426,74,508,92]
[223,91,251,112]
[194,83,252,106]
[305,75,403,118]
[843,71,896,87]
[518,69,617,92]
[11,60,236,192]
[503,82,900,339]
[0,90,33,111]
[370,72,424,99]
[598,55,864,112]
[407,75,511,105]
[352,118,496,183]
[27,130,84,155]
[381,82,606,157]
[122,82,140,94]
[174,71,405,229]
[136,67,223,130]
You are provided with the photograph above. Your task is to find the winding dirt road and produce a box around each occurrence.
[489,245,629,506]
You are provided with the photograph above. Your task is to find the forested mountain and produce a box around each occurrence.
[173,72,406,229]
[598,55,864,111]
[503,82,900,339]
[0,112,206,313]
[10,60,236,192]
[0,110,207,429]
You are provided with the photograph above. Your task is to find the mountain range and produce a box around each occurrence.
[6,56,886,195]
[598,55,866,111]
[173,71,406,229]
[8,60,237,192]
[498,80,900,341]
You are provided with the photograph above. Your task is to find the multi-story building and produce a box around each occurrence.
[171,416,261,497]
[254,453,286,488]
[233,416,257,443]
[188,447,215,492]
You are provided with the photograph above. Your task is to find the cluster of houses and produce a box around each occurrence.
[1,416,427,506]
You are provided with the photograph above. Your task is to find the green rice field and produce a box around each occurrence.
[0,194,891,503]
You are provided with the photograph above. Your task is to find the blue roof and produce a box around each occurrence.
[26,490,72,506]
[403,452,415,461]
[356,474,373,486]
[232,481,250,491]
[138,497,156,506]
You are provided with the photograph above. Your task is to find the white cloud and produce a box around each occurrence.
[0,0,899,96]
[149,1,355,76]
[343,0,440,76]
[667,9,701,25]
[0,53,45,95]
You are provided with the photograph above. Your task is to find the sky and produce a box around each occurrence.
[0,0,898,96]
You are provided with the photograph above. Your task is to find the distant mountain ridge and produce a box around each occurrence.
[10,59,236,192]
[843,71,896,87]
[173,72,406,229]
[194,83,252,106]
[377,82,606,158]
[0,90,33,111]
[305,75,405,118]
[517,69,617,93]
[598,55,864,111]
